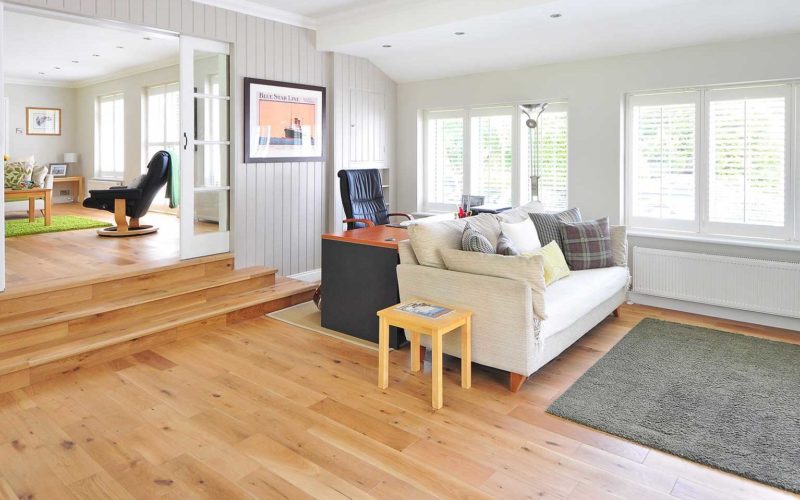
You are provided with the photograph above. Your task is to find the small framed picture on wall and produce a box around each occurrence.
[26,107,61,135]
[244,78,325,163]
[49,163,67,177]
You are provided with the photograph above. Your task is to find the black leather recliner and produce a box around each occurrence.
[337,169,413,230]
[83,150,171,237]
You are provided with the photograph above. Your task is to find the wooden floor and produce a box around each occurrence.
[0,304,796,499]
[4,203,180,291]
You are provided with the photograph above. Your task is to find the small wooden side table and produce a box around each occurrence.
[4,188,52,225]
[377,300,473,409]
[53,176,85,203]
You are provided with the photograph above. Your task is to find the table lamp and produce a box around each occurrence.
[64,153,78,174]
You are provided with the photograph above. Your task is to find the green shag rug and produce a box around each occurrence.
[547,318,800,493]
[5,215,111,237]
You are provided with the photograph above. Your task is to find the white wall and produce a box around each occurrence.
[396,32,800,264]
[4,83,77,166]
[5,0,397,279]
[76,63,179,182]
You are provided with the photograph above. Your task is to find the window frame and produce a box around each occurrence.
[143,81,180,170]
[422,101,568,212]
[94,92,125,180]
[625,82,798,243]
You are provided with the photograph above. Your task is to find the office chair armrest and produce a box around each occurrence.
[88,188,143,201]
[388,212,414,221]
[109,185,128,190]
[342,218,375,227]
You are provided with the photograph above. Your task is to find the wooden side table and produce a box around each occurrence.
[4,188,52,226]
[53,176,84,203]
[377,300,473,409]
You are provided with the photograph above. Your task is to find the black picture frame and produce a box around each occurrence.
[243,77,326,163]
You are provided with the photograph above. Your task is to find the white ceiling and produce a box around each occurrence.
[206,0,800,83]
[4,11,178,87]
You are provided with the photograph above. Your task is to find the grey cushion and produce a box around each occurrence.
[529,207,582,251]
[496,232,520,256]
[461,222,495,253]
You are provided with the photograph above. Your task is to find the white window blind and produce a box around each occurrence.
[707,87,788,236]
[145,82,180,163]
[628,92,698,231]
[523,104,568,210]
[95,93,125,179]
[471,108,513,206]
[425,111,464,207]
[627,83,795,241]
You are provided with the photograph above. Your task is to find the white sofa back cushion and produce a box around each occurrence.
[407,213,501,269]
[441,248,547,320]
[497,199,545,223]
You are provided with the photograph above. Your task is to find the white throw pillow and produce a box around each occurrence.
[500,218,541,254]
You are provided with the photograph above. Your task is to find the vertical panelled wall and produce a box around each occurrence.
[8,0,395,275]
[330,53,397,228]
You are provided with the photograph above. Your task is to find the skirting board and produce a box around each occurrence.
[288,268,321,283]
[629,292,800,332]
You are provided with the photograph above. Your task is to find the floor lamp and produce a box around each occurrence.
[520,103,548,201]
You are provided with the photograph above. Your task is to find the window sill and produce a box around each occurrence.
[627,229,800,252]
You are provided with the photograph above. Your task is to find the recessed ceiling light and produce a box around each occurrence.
[72,60,79,63]
[53,66,61,70]
[382,44,392,48]
[38,72,45,75]
[454,31,466,36]
[116,45,124,49]
[550,13,562,18]
[143,37,151,41]
[92,54,100,57]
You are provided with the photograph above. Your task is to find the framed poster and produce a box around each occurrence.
[26,107,61,136]
[244,78,325,163]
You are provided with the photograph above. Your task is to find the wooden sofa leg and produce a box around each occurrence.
[612,307,621,318]
[509,372,527,393]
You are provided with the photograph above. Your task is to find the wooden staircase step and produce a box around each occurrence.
[0,266,277,338]
[0,253,236,317]
[0,277,317,381]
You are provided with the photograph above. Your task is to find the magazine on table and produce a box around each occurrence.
[396,301,453,319]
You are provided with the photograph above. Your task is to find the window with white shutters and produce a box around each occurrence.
[471,108,514,206]
[626,83,796,242]
[522,104,569,210]
[95,93,125,179]
[425,111,464,208]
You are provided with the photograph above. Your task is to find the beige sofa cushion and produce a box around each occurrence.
[441,248,547,320]
[610,225,628,267]
[408,213,501,269]
[497,199,545,223]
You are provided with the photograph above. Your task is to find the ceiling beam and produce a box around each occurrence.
[192,0,317,29]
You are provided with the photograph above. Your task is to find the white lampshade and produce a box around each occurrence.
[63,153,78,163]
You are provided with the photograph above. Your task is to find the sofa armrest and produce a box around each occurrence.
[88,189,142,201]
[397,264,539,375]
[610,225,628,267]
[43,174,54,190]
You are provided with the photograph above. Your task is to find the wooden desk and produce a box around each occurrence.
[321,226,409,348]
[4,188,52,225]
[53,176,84,202]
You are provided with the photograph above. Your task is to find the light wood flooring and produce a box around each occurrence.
[5,203,180,292]
[0,304,796,499]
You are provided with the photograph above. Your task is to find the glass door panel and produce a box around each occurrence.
[180,36,231,259]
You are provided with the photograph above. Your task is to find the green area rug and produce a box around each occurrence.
[548,318,800,493]
[5,215,111,237]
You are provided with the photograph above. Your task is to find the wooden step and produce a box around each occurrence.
[0,276,317,392]
[0,253,236,317]
[0,266,277,340]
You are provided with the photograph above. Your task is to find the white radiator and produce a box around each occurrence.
[87,179,123,192]
[633,247,800,318]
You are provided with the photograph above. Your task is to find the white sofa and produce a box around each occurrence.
[396,201,630,391]
[4,174,54,216]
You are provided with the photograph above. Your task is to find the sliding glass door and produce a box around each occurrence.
[179,36,231,259]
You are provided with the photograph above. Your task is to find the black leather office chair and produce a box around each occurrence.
[83,151,171,237]
[338,169,413,230]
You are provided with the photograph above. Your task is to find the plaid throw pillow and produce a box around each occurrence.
[559,217,613,270]
[461,222,494,253]
[529,207,581,251]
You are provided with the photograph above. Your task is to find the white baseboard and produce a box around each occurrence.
[288,268,321,283]
[629,292,800,332]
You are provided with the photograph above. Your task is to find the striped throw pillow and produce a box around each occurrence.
[529,207,582,251]
[559,217,613,270]
[461,222,494,253]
